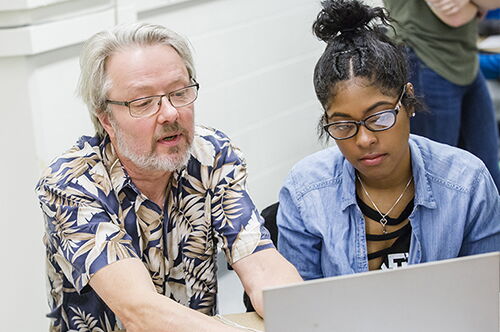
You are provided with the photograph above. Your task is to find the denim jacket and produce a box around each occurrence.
[277,135,500,280]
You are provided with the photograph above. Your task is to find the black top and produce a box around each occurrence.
[356,194,414,270]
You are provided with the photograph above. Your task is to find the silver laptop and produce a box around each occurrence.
[264,252,500,332]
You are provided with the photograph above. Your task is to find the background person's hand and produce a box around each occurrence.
[426,0,471,15]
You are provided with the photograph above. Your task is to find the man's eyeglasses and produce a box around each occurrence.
[106,79,200,118]
[323,86,406,140]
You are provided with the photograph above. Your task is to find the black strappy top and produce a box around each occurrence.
[356,194,414,270]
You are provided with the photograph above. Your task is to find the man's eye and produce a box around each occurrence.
[173,90,186,97]
[133,98,154,108]
[171,89,189,100]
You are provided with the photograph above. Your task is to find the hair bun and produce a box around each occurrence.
[313,0,383,43]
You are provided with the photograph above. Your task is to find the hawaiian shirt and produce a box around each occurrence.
[36,125,274,332]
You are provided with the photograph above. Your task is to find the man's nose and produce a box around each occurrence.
[156,96,179,123]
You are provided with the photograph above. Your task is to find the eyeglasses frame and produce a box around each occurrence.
[105,78,200,118]
[323,85,407,140]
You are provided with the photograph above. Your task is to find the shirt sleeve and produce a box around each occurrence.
[209,136,274,265]
[38,183,138,293]
[276,174,323,280]
[459,167,500,256]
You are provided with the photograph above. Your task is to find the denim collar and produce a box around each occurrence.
[340,158,357,211]
[408,135,437,209]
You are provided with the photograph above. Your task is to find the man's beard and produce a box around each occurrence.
[111,120,193,172]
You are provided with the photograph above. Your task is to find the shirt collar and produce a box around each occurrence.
[409,136,437,209]
[340,157,357,211]
[99,135,133,195]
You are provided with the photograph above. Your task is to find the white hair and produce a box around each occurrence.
[77,22,196,138]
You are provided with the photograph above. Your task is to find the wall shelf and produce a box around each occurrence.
[0,8,115,56]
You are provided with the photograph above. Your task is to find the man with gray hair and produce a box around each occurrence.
[36,22,302,332]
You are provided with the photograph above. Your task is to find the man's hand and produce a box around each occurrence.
[424,0,479,27]
[469,0,500,10]
[426,0,470,15]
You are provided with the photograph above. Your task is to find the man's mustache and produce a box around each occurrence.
[155,122,192,144]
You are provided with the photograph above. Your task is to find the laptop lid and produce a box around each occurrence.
[264,252,500,332]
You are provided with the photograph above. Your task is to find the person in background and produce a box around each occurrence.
[478,8,500,79]
[277,0,500,280]
[35,23,302,332]
[478,8,500,156]
[383,0,500,192]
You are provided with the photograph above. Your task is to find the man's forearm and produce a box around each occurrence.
[232,248,303,317]
[90,258,242,332]
[122,292,241,332]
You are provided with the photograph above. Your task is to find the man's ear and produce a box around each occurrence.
[97,111,116,139]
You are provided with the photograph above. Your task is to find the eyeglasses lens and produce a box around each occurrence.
[170,86,198,108]
[128,86,198,118]
[365,111,396,131]
[329,123,357,139]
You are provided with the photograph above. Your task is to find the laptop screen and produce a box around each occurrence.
[263,252,500,332]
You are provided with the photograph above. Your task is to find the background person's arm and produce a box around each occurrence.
[425,0,470,15]
[231,248,303,317]
[470,0,500,10]
[425,0,479,27]
[89,258,244,332]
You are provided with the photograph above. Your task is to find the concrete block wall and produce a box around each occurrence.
[0,0,325,329]
[138,0,325,209]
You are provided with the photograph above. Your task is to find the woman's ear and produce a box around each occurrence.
[406,82,414,97]
[405,82,416,117]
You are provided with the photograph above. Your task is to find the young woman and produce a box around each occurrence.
[277,0,500,280]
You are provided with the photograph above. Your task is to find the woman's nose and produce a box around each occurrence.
[355,125,377,148]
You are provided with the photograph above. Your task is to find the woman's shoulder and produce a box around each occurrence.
[410,135,491,191]
[285,145,346,193]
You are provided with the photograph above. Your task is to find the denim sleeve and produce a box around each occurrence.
[459,168,500,256]
[277,175,323,280]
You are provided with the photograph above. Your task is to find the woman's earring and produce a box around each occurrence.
[411,112,416,117]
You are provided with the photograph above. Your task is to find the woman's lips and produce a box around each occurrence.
[359,153,387,167]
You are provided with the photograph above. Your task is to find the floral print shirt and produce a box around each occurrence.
[36,125,273,332]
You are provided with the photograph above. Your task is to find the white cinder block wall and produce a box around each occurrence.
[0,0,380,329]
[0,0,323,329]
[142,0,325,208]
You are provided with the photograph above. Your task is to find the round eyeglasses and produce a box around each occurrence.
[323,86,406,140]
[106,79,200,118]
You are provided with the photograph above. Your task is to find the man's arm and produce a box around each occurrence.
[89,258,244,332]
[425,0,479,27]
[231,248,303,317]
